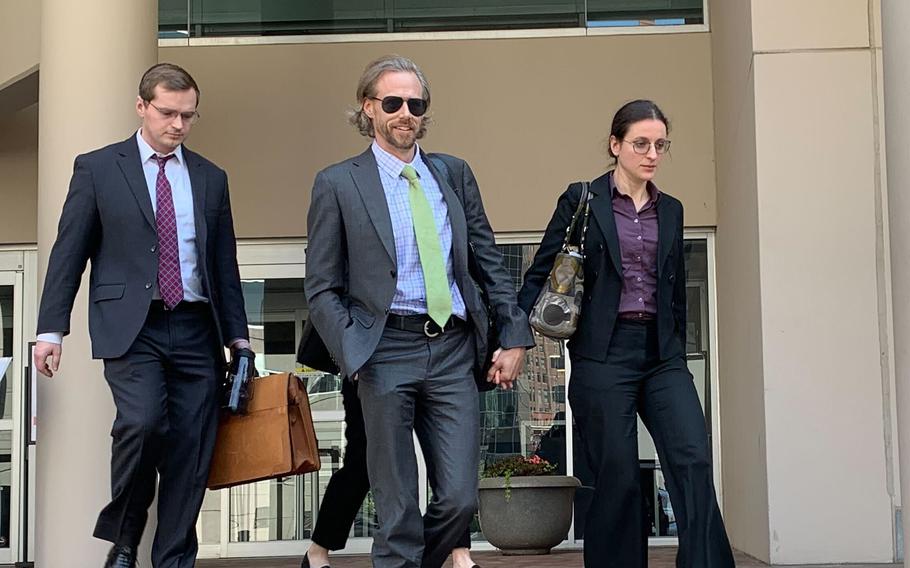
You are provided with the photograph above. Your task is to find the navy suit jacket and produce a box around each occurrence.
[37,135,248,360]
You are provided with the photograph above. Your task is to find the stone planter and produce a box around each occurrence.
[478,475,580,555]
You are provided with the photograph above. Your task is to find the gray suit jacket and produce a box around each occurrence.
[305,147,534,378]
[36,135,249,361]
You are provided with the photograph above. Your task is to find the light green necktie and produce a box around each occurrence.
[401,164,453,327]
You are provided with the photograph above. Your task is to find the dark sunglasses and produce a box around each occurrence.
[369,96,428,117]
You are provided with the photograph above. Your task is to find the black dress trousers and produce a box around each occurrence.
[93,301,221,568]
[568,320,734,568]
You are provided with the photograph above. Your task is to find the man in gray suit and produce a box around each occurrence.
[305,55,534,568]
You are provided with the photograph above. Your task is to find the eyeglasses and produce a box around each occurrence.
[623,138,671,155]
[145,101,200,124]
[369,96,428,117]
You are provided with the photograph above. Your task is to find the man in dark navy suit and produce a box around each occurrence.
[34,63,249,568]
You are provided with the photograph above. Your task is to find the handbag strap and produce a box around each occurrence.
[561,182,591,253]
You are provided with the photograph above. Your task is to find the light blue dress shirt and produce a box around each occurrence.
[371,141,466,320]
[135,130,207,304]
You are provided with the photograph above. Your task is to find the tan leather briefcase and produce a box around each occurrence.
[207,372,321,489]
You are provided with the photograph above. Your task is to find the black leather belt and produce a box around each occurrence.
[618,311,656,322]
[150,299,208,313]
[386,313,465,338]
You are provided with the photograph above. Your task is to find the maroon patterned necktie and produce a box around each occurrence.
[153,154,184,309]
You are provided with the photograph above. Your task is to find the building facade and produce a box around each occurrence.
[1,0,909,565]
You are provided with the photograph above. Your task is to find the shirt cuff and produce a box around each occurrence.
[37,332,63,345]
[229,338,250,350]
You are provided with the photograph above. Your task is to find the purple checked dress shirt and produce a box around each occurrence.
[609,171,661,319]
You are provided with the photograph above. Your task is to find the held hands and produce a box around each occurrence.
[486,347,526,390]
[34,340,62,378]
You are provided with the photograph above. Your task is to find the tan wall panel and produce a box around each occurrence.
[710,0,772,560]
[752,0,870,52]
[161,33,716,238]
[0,0,40,86]
[871,0,883,49]
[754,50,892,563]
[0,103,38,243]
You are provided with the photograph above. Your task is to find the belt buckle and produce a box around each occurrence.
[423,320,442,338]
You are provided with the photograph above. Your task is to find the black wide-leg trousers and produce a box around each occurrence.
[569,320,735,568]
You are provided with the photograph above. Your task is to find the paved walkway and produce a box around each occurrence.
[198,548,901,567]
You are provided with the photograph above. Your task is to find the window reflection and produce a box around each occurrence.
[159,0,704,38]
[201,277,369,544]
[0,286,12,420]
[0,431,9,548]
[199,237,710,546]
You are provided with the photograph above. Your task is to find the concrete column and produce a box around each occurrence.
[882,0,910,563]
[712,0,895,563]
[35,1,157,565]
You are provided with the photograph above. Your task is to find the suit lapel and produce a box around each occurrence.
[184,147,209,258]
[116,137,156,230]
[656,196,674,277]
[587,174,622,275]
[423,151,468,275]
[350,148,396,265]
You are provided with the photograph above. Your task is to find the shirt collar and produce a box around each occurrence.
[608,169,660,204]
[371,140,424,180]
[136,129,184,166]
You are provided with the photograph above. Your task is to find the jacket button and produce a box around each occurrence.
[145,282,152,289]
[390,270,397,278]
[385,308,390,314]
[669,274,676,282]
[593,270,598,278]
[150,245,157,253]
[598,243,604,251]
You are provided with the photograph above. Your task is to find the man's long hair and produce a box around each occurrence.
[349,55,432,139]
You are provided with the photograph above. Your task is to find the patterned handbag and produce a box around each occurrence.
[529,182,591,339]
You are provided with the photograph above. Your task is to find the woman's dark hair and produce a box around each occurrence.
[608,99,670,161]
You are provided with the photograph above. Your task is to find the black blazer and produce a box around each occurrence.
[36,135,248,360]
[517,171,687,362]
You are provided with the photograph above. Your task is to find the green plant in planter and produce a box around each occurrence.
[483,454,557,502]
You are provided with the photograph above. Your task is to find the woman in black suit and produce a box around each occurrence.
[518,100,735,568]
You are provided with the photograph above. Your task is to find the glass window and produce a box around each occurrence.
[199,277,377,544]
[159,0,703,38]
[0,431,9,549]
[196,237,714,549]
[159,0,189,38]
[0,285,12,420]
[586,0,704,27]
[467,243,568,541]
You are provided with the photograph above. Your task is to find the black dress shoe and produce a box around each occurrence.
[301,551,330,568]
[103,544,137,568]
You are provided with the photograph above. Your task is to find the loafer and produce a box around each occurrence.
[103,545,137,568]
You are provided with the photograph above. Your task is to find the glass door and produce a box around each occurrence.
[197,241,376,559]
[0,262,25,564]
